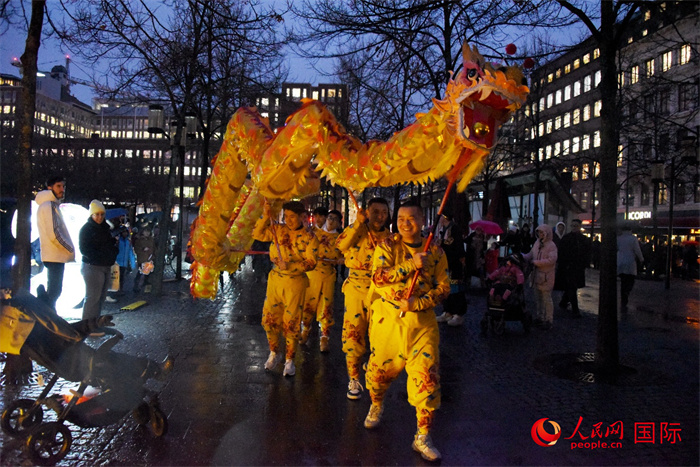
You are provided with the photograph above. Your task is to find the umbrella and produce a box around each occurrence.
[105,208,127,219]
[469,219,503,235]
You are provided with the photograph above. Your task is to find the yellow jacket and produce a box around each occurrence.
[336,221,391,280]
[253,219,318,277]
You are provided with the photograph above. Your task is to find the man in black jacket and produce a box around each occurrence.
[556,219,591,318]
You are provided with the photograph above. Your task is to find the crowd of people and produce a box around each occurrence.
[31,172,698,463]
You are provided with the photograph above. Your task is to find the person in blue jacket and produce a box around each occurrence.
[116,227,136,294]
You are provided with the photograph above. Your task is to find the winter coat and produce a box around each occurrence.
[554,231,591,290]
[116,236,137,269]
[134,235,156,265]
[79,217,118,267]
[35,190,75,263]
[522,224,558,291]
[617,231,644,276]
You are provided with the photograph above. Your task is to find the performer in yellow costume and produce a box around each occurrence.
[336,198,391,400]
[253,201,318,377]
[301,209,343,352]
[364,200,450,462]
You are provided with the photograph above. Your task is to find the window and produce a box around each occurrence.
[662,51,673,72]
[563,139,570,155]
[593,48,600,59]
[628,36,634,44]
[645,58,655,78]
[582,163,589,179]
[582,134,590,151]
[584,75,592,92]
[572,165,579,181]
[583,53,590,64]
[291,88,301,98]
[618,72,626,88]
[644,94,655,119]
[594,100,602,117]
[538,148,544,160]
[532,102,537,114]
[564,85,571,100]
[631,65,639,84]
[546,119,553,134]
[554,142,561,157]
[644,10,651,21]
[680,44,691,65]
[530,127,536,139]
[555,115,562,130]
[565,63,571,74]
[659,88,670,114]
[583,104,591,121]
[546,145,552,159]
[327,89,336,97]
[572,136,580,153]
[539,97,545,111]
[564,112,571,128]
[595,70,601,87]
[573,108,581,125]
[679,81,698,111]
[538,122,544,137]
[581,192,589,209]
[640,184,650,206]
[594,131,601,147]
[556,68,562,78]
[555,89,562,105]
[547,93,554,108]
[574,58,580,70]
[312,91,319,100]
[642,29,648,37]
[548,73,554,83]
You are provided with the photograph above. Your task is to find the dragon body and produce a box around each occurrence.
[189,44,529,298]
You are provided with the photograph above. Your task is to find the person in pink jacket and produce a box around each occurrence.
[522,224,558,330]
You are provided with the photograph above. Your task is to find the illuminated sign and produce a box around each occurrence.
[626,211,652,220]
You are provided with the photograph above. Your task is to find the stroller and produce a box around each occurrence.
[480,255,532,336]
[1,293,171,466]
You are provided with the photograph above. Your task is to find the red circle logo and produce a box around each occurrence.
[531,418,562,446]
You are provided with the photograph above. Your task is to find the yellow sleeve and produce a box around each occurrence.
[336,221,368,253]
[371,241,417,286]
[252,216,273,242]
[413,249,450,311]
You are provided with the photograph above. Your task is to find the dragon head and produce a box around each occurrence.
[436,43,529,152]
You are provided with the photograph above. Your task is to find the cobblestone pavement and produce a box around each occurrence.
[1,265,698,466]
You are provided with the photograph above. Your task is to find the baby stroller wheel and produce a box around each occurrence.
[25,421,72,466]
[149,405,168,437]
[1,399,44,437]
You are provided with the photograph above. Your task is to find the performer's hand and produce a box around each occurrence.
[413,252,427,269]
[263,201,271,219]
[356,209,368,224]
[277,260,288,271]
[399,297,416,313]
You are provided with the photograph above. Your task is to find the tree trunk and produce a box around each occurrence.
[6,0,45,384]
[595,2,620,372]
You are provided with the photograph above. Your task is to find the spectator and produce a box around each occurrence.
[435,213,467,326]
[115,227,136,295]
[465,226,486,288]
[79,200,118,320]
[555,219,591,318]
[133,228,156,293]
[617,224,644,309]
[552,222,566,248]
[519,223,535,253]
[503,224,521,255]
[591,236,602,269]
[488,254,525,304]
[522,224,557,330]
[484,242,500,277]
[35,175,75,310]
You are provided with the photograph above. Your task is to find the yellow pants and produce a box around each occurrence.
[341,277,372,380]
[366,298,441,434]
[302,269,336,335]
[262,270,308,360]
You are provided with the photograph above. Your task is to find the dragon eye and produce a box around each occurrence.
[467,69,478,80]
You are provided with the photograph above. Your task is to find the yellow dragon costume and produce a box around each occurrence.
[189,44,529,299]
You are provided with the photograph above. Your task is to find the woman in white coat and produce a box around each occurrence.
[617,225,644,309]
[523,224,558,329]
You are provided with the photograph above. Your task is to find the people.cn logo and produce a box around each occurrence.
[531,418,562,446]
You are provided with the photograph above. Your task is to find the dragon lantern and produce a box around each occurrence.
[189,43,529,299]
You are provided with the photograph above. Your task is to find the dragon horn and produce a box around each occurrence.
[462,42,484,69]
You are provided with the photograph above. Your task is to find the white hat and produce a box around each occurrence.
[89,200,105,215]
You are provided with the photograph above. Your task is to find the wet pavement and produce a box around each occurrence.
[1,265,698,466]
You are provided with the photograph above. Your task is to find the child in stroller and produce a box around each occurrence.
[481,254,532,335]
[1,292,172,465]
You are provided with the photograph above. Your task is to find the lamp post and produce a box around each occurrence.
[147,105,197,280]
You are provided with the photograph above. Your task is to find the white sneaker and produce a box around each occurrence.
[447,314,465,326]
[283,359,296,376]
[364,403,384,429]
[347,379,363,400]
[105,296,117,303]
[435,312,452,323]
[264,352,282,370]
[412,433,441,461]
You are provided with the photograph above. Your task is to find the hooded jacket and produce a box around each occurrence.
[79,217,118,267]
[523,224,558,291]
[35,190,75,263]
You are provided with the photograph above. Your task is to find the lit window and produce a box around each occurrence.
[584,75,592,92]
[555,90,562,105]
[642,29,648,37]
[532,102,538,114]
[546,145,552,159]
[573,108,581,125]
[548,73,553,83]
[644,10,651,21]
[328,89,336,97]
[547,93,553,107]
[538,122,544,137]
[573,137,580,153]
[563,139,570,155]
[572,165,578,180]
[645,58,654,77]
[582,164,589,179]
[565,64,571,74]
[574,81,581,96]
[530,128,536,139]
[312,91,319,100]
[574,59,580,69]
[564,85,571,100]
[593,48,600,59]
[564,112,571,128]
[594,131,601,147]
[594,100,602,117]
[662,51,673,71]
[261,97,269,106]
[338,88,343,98]
[631,65,639,84]
[539,97,545,110]
[583,53,590,64]
[628,36,634,44]
[554,142,561,157]
[556,68,561,78]
[538,147,544,160]
[292,88,301,98]
[680,44,691,65]
[555,115,562,129]
[582,134,590,150]
[595,70,601,87]
[583,105,591,121]
[546,119,553,134]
